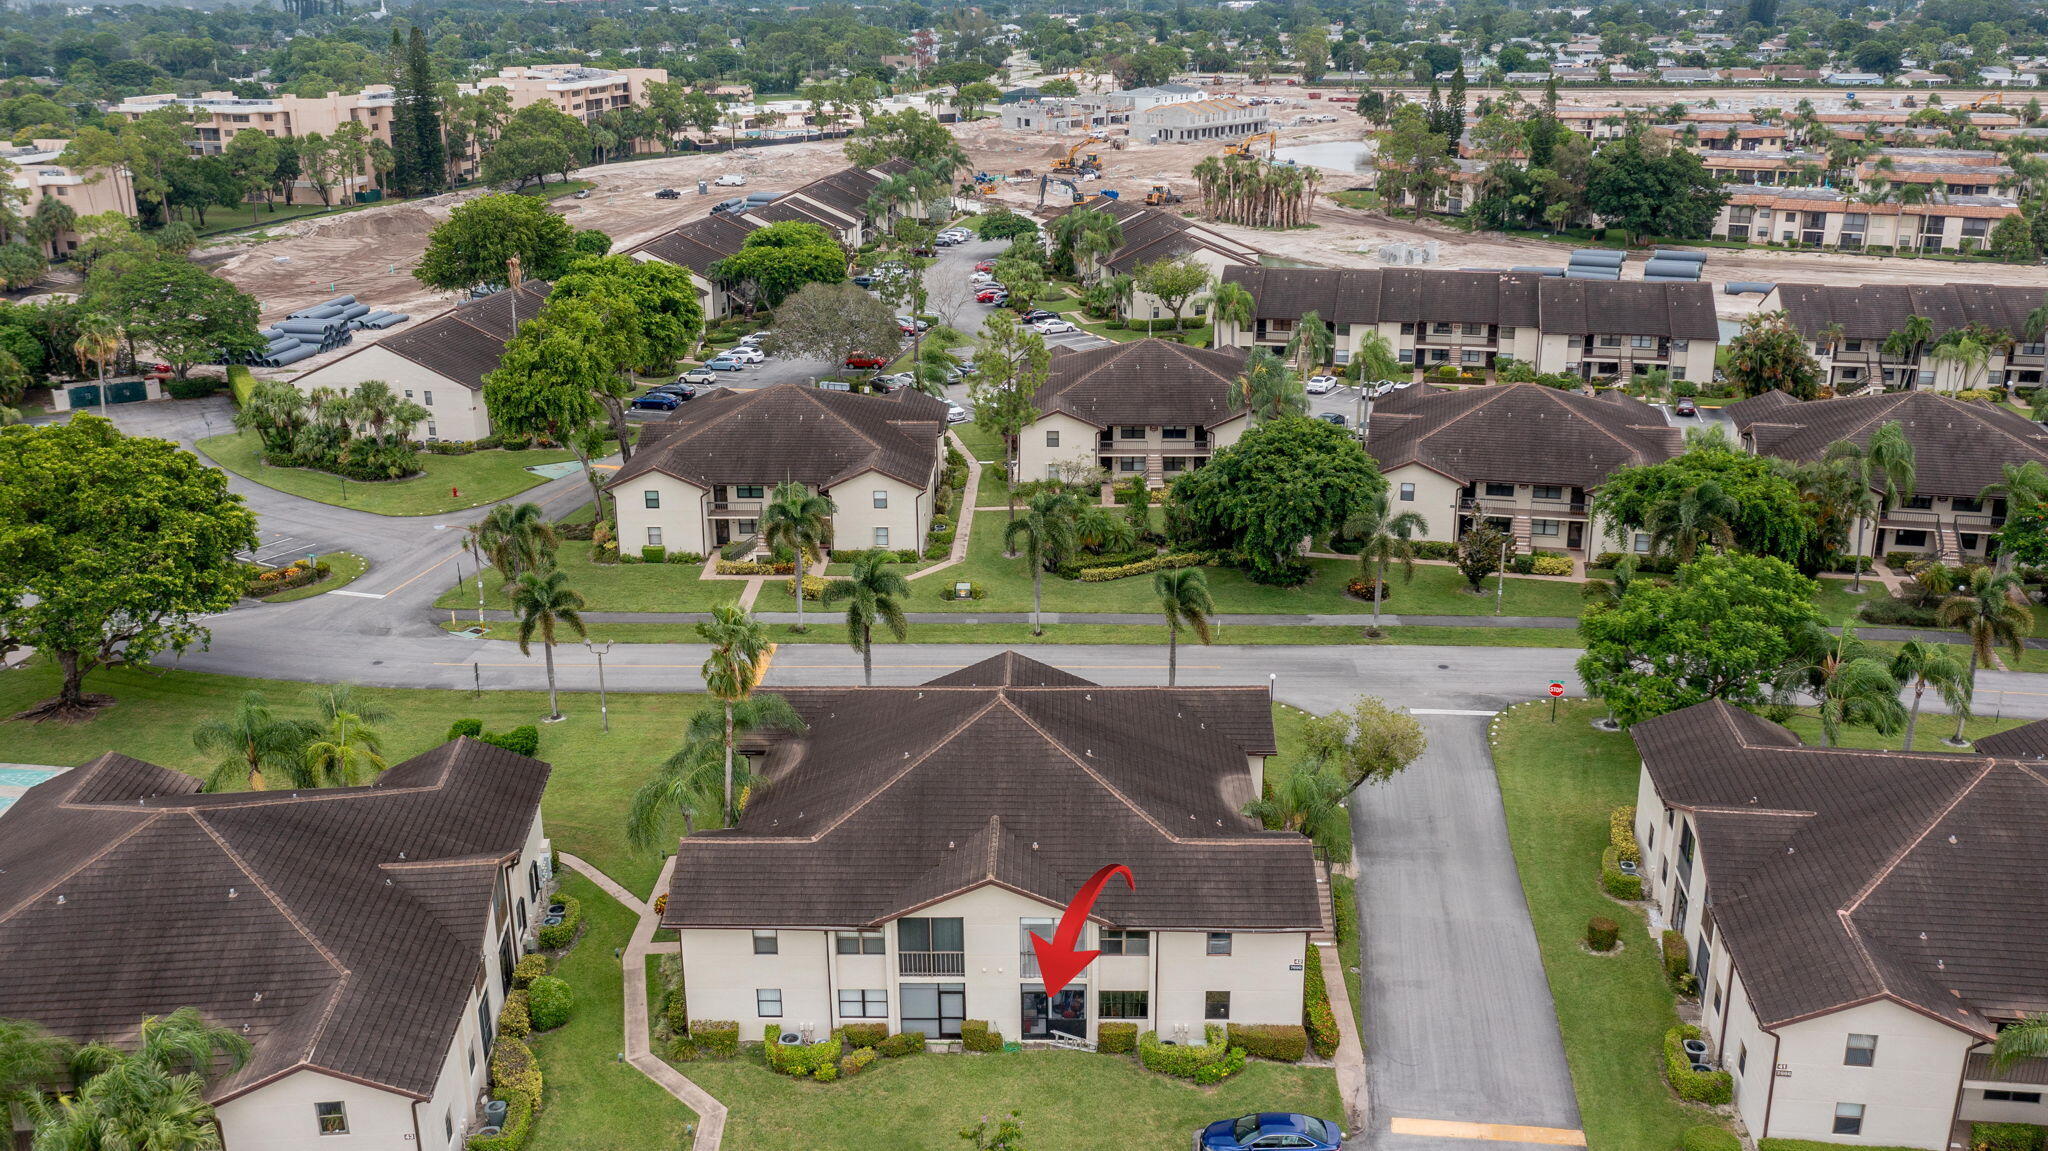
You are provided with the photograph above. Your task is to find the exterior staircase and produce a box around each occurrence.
[1144,453,1163,487]
[1511,514,1534,555]
[1937,523,1962,564]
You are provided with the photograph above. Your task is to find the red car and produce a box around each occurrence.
[974,260,996,272]
[845,352,889,369]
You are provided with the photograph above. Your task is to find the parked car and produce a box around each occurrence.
[1369,381,1398,399]
[1022,309,1059,324]
[851,274,875,288]
[714,173,747,187]
[976,289,1008,304]
[737,331,769,346]
[974,260,997,272]
[654,188,681,199]
[572,189,592,199]
[702,357,746,372]
[722,345,766,363]
[1674,397,1699,417]
[897,316,930,332]
[1034,318,1077,334]
[1305,375,1340,394]
[1197,1114,1344,1151]
[845,352,890,369]
[934,234,963,246]
[679,368,717,385]
[631,393,681,411]
[946,403,970,423]
[649,383,696,400]
[970,271,999,284]
[874,372,916,390]
[1317,412,1348,426]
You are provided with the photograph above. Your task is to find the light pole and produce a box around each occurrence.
[1495,529,1508,616]
[584,639,614,732]
[467,537,487,624]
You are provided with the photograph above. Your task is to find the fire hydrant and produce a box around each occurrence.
[451,486,460,499]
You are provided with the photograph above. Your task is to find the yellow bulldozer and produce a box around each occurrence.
[1143,184,1184,206]
[1223,131,1279,159]
[1051,135,1108,175]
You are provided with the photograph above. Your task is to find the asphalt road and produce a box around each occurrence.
[1350,715,1582,1151]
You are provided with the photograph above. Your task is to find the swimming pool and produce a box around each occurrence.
[0,766,63,814]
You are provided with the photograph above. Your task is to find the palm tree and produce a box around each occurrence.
[0,1017,70,1114]
[1229,348,1307,423]
[1823,421,1915,589]
[193,691,313,792]
[1982,460,2048,510]
[2024,293,2048,344]
[1104,273,1136,321]
[301,687,388,786]
[1881,314,1934,385]
[35,1007,252,1151]
[1154,567,1215,686]
[1344,492,1429,632]
[1778,624,1906,748]
[1209,280,1256,343]
[1992,1016,2048,1074]
[1889,639,1970,752]
[71,313,121,413]
[1930,330,1991,391]
[625,696,802,846]
[1004,491,1080,636]
[1644,478,1739,563]
[696,605,772,822]
[1285,309,1335,377]
[1241,754,1350,858]
[761,481,835,633]
[470,502,558,584]
[822,550,911,686]
[1938,568,2033,744]
[511,567,587,723]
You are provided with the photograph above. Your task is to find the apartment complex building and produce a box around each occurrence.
[0,141,137,254]
[467,64,668,125]
[1630,702,2048,1150]
[1016,340,1251,488]
[117,87,397,154]
[1216,267,1720,383]
[1135,97,1269,143]
[1762,282,2048,391]
[1710,185,2020,253]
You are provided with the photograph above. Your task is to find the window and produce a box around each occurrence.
[1531,519,1560,537]
[873,528,889,547]
[1462,350,1484,364]
[1844,1033,1877,1067]
[735,485,764,499]
[756,989,783,1017]
[1046,430,1060,447]
[1893,529,1929,547]
[1119,426,1147,439]
[1833,1103,1864,1136]
[1462,322,1486,336]
[644,490,661,509]
[315,1102,349,1135]
[836,930,885,955]
[646,527,663,547]
[1633,533,1652,554]
[872,490,888,509]
[1398,483,1415,502]
[1737,1042,1747,1075]
[1499,326,1516,340]
[1100,929,1150,955]
[1206,932,1232,956]
[1533,485,1564,501]
[1399,322,1416,335]
[1432,322,1453,335]
[1119,457,1143,472]
[1204,991,1231,1020]
[426,422,437,438]
[1484,482,1515,498]
[1599,335,1622,347]
[1986,1090,2045,1103]
[752,930,779,955]
[1161,427,1190,440]
[838,989,888,1018]
[899,982,966,1038]
[1397,349,1414,364]
[1099,990,1149,1018]
[424,390,434,406]
[1631,335,1656,349]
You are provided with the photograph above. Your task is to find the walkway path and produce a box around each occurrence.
[1318,925,1371,1135]
[559,853,726,1151]
[905,431,981,582]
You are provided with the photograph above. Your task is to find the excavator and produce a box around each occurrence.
[1038,174,1085,208]
[1051,135,1108,175]
[1961,93,2008,113]
[1143,183,1184,206]
[1223,130,1279,159]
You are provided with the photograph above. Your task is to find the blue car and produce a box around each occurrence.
[701,358,746,371]
[630,393,680,411]
[1198,1113,1344,1151]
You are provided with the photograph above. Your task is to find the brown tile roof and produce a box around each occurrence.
[627,211,756,277]
[0,739,550,1102]
[1220,268,1717,339]
[1970,719,2048,760]
[1069,197,1263,277]
[1364,382,1681,487]
[660,653,1318,931]
[1773,283,2048,344]
[315,282,552,392]
[606,382,946,492]
[1731,388,2048,498]
[1035,339,1248,429]
[1631,701,2048,1038]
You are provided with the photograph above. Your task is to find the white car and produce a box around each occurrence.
[1368,381,1398,399]
[1305,375,1340,394]
[723,345,765,363]
[946,403,970,424]
[1033,318,1076,335]
[714,173,747,187]
[969,271,998,284]
[737,331,768,346]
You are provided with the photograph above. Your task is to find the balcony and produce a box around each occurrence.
[1461,497,1589,516]
[707,501,765,517]
[898,950,965,976]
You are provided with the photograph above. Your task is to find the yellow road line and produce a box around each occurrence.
[1388,1118,1586,1145]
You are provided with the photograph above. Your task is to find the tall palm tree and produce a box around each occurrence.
[1889,639,1970,752]
[301,699,387,786]
[193,691,313,792]
[1930,330,1991,391]
[1882,314,1934,385]
[1644,478,1739,563]
[2023,293,2048,344]
[470,503,558,584]
[36,1007,252,1151]
[511,567,587,723]
[1229,348,1307,423]
[0,1017,70,1114]
[1823,421,1915,589]
[761,481,835,633]
[1209,280,1256,343]
[1778,624,1906,748]
[1104,273,1136,321]
[696,605,773,822]
[1285,310,1335,377]
[1004,491,1080,636]
[1154,567,1215,686]
[1938,568,2033,744]
[822,549,910,686]
[71,314,121,413]
[1343,492,1429,631]
[1982,460,2048,510]
[625,695,803,846]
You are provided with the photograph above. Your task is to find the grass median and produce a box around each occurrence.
[199,430,587,516]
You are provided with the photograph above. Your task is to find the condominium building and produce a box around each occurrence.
[1762,282,2048,391]
[467,64,668,125]
[1016,340,1251,488]
[0,141,138,253]
[114,89,396,193]
[1710,186,2021,253]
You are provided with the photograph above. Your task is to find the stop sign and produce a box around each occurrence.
[1547,683,1566,698]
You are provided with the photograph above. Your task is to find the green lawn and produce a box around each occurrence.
[529,872,694,1151]
[682,1049,1341,1151]
[1491,700,1724,1151]
[257,551,368,603]
[434,546,748,613]
[1327,189,1381,210]
[1778,709,2029,751]
[1811,576,1890,625]
[0,661,704,899]
[199,430,585,517]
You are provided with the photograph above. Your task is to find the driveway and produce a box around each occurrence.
[1349,714,1583,1151]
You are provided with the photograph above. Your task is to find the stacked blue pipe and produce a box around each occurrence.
[1566,249,1624,280]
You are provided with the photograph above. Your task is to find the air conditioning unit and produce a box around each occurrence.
[1618,860,1639,876]
[777,1031,804,1045]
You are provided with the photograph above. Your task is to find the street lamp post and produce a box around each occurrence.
[584,639,614,732]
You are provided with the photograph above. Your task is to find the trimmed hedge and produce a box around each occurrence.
[466,1086,533,1151]
[1077,551,1214,582]
[527,975,572,1031]
[838,1047,879,1077]
[1680,1126,1739,1151]
[511,953,549,989]
[1097,1022,1137,1054]
[1586,917,1619,951]
[717,560,795,575]
[497,989,531,1037]
[1609,806,1639,862]
[1138,1024,1244,1082]
[537,893,581,950]
[1228,1023,1308,1062]
[877,1030,926,1057]
[1302,942,1340,1059]
[1662,930,1696,995]
[1601,845,1643,900]
[763,1025,841,1080]
[961,1020,1002,1052]
[447,718,485,740]
[671,1020,739,1062]
[1975,1124,2048,1151]
[1759,1142,1930,1151]
[1530,554,1574,576]
[784,574,827,601]
[1663,1025,1732,1105]
[1858,597,1942,627]
[838,1023,888,1049]
[447,722,542,757]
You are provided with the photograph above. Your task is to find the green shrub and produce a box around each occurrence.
[717,560,795,575]
[1679,1126,1739,1151]
[511,953,549,989]
[665,550,705,564]
[877,1030,926,1057]
[837,1023,887,1048]
[527,975,572,1031]
[1228,1023,1308,1062]
[1193,1046,1248,1085]
[166,375,225,400]
[640,545,667,563]
[672,1020,739,1061]
[490,1034,542,1100]
[1609,806,1639,861]
[1077,551,1213,582]
[1858,597,1942,627]
[1884,550,1924,570]
[447,718,485,740]
[1413,540,1457,561]
[1302,942,1340,1059]
[763,1025,841,1079]
[1531,554,1574,576]
[227,365,258,407]
[1138,1024,1240,1081]
[1661,930,1696,995]
[497,989,531,1037]
[537,893,581,950]
[1586,917,1619,951]
[1096,1022,1137,1054]
[719,538,755,561]
[1663,1025,1731,1104]
[838,1047,879,1078]
[465,1086,533,1151]
[662,985,689,1039]
[1974,1123,2048,1151]
[1600,845,1643,900]
[481,725,541,757]
[961,1020,1002,1052]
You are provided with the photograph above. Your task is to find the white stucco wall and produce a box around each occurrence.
[287,344,492,443]
[614,473,712,556]
[824,469,933,554]
[1378,464,1464,543]
[1764,1000,1969,1149]
[1017,412,1104,482]
[215,1069,422,1151]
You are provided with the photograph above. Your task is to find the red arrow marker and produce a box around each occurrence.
[1030,864,1135,995]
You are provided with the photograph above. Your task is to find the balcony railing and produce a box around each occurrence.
[1880,509,2005,531]
[707,501,764,516]
[898,950,965,976]
[1460,498,1589,516]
